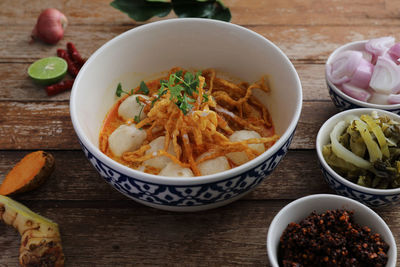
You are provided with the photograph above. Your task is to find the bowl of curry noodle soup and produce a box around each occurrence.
[70,18,302,211]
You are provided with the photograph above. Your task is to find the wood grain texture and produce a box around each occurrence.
[0,62,328,101]
[1,201,400,266]
[0,101,336,150]
[0,201,281,266]
[0,150,332,201]
[0,62,330,108]
[2,25,400,63]
[2,0,400,266]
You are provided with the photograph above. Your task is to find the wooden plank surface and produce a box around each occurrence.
[1,0,400,266]
[2,25,400,63]
[0,101,336,150]
[1,200,400,266]
[0,62,328,102]
[0,201,291,266]
[0,150,332,201]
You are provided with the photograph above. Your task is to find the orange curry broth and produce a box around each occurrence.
[99,78,161,167]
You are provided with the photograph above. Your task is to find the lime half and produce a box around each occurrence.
[28,57,68,85]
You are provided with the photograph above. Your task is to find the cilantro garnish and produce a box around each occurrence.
[151,87,168,107]
[115,83,134,97]
[202,93,209,103]
[138,70,210,114]
[179,94,195,115]
[115,83,124,97]
[160,70,209,114]
[134,96,145,123]
[139,81,150,95]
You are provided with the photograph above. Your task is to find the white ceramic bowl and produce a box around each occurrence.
[316,108,400,207]
[70,18,302,211]
[325,40,400,114]
[267,194,397,267]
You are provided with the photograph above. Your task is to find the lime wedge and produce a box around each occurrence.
[28,57,68,85]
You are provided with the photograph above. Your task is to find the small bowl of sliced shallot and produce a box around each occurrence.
[326,37,400,114]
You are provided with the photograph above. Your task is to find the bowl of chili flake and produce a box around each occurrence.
[267,194,396,267]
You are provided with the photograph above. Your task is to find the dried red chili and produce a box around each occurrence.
[57,48,79,77]
[66,42,85,68]
[278,209,389,267]
[45,79,74,96]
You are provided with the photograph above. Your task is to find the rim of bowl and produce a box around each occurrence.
[325,40,400,110]
[266,194,397,267]
[70,18,303,185]
[316,108,400,195]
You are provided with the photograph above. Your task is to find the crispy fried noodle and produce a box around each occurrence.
[99,68,279,177]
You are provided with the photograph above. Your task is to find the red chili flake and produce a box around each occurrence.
[278,209,389,267]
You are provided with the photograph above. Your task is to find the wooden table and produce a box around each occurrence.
[1,0,400,265]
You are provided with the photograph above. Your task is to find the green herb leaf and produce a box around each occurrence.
[139,81,150,95]
[202,93,209,103]
[174,70,183,79]
[184,71,194,85]
[169,84,184,100]
[110,0,172,22]
[151,87,168,107]
[183,71,201,95]
[171,0,231,21]
[152,70,203,114]
[179,94,195,115]
[134,115,141,123]
[134,96,144,123]
[115,82,123,97]
[116,82,135,97]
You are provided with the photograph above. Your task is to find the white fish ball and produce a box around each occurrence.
[226,130,265,166]
[197,152,230,175]
[143,136,175,170]
[118,94,149,121]
[159,162,194,177]
[108,124,147,157]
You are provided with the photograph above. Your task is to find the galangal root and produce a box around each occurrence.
[0,195,65,266]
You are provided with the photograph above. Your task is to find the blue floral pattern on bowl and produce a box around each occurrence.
[79,131,295,210]
[328,83,359,111]
[319,163,400,207]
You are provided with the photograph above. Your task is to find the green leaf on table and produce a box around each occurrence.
[171,0,231,21]
[110,0,172,22]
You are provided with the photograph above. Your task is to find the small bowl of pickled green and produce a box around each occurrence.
[316,108,400,207]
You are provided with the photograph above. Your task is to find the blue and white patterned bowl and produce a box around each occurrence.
[316,108,400,207]
[326,40,400,115]
[70,19,302,211]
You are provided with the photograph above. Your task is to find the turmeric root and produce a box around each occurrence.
[0,195,65,266]
[0,151,55,195]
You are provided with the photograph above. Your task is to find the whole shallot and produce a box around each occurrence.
[31,8,67,45]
